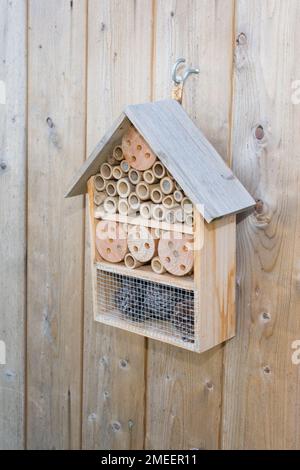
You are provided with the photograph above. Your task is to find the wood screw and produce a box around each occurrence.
[206,380,214,391]
[255,199,264,214]
[128,420,134,430]
[119,358,128,369]
[262,312,271,321]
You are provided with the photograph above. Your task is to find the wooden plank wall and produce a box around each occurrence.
[0,0,300,449]
[0,0,27,450]
[27,0,87,449]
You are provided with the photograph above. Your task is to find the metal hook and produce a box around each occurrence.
[172,58,200,85]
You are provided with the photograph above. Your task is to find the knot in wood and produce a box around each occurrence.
[236,32,247,46]
[111,421,121,432]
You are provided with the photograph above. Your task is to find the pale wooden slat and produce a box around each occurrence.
[65,113,130,198]
[82,0,153,450]
[0,0,27,450]
[145,0,235,450]
[222,0,300,449]
[96,261,194,291]
[27,0,87,449]
[194,213,236,353]
[125,100,255,222]
[94,212,194,235]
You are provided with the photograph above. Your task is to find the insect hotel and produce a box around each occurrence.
[66,99,255,353]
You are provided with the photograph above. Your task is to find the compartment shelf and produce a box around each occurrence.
[96,260,195,291]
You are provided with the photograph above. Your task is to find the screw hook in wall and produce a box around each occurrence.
[171,58,199,85]
[171,58,199,103]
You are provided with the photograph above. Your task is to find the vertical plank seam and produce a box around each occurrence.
[80,0,89,451]
[150,0,157,102]
[227,0,237,169]
[219,0,237,450]
[143,0,157,450]
[24,0,29,450]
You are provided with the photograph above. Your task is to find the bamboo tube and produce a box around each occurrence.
[140,201,154,219]
[124,253,144,269]
[175,181,182,191]
[162,195,178,209]
[104,196,119,214]
[150,184,163,204]
[120,160,130,173]
[122,126,156,170]
[94,204,105,219]
[185,213,194,226]
[116,178,134,198]
[165,209,177,224]
[100,162,113,180]
[94,174,106,191]
[107,154,119,166]
[152,204,165,221]
[175,207,185,223]
[173,190,183,203]
[181,197,193,214]
[105,180,117,197]
[166,171,174,180]
[112,165,125,180]
[118,198,135,216]
[160,176,175,195]
[127,225,158,263]
[113,145,124,161]
[94,191,106,206]
[128,168,143,185]
[158,232,194,276]
[151,256,166,274]
[152,161,166,179]
[143,169,158,184]
[96,220,128,263]
[128,192,141,211]
[136,181,150,201]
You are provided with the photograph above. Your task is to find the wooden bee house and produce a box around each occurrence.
[66,99,255,353]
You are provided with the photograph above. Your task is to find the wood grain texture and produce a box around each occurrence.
[65,112,131,197]
[145,0,235,450]
[82,0,153,450]
[27,0,87,449]
[194,213,236,353]
[67,98,255,222]
[0,0,27,450]
[222,0,300,449]
[125,100,255,222]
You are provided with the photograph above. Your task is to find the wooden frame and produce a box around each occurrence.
[87,178,236,353]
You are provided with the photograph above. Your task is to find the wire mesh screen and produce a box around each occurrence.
[96,268,196,346]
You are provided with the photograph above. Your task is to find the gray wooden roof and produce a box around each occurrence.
[65,99,255,222]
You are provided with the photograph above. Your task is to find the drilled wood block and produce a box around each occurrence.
[127,225,158,263]
[95,220,128,263]
[158,232,194,276]
[122,126,156,171]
